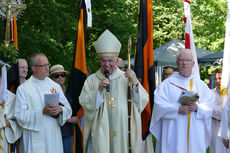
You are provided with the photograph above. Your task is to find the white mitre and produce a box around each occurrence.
[94,29,121,57]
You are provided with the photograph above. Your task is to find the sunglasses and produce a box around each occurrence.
[53,73,66,79]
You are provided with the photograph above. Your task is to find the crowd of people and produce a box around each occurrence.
[0,29,230,153]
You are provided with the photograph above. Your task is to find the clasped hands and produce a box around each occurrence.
[1,102,11,128]
[178,101,198,114]
[43,104,62,116]
[99,69,138,93]
[223,139,229,148]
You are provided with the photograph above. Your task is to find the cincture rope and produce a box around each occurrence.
[187,79,193,153]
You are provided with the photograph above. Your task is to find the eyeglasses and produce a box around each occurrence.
[53,73,66,79]
[100,59,115,64]
[34,64,51,68]
[177,59,193,63]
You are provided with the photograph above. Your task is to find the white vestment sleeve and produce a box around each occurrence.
[218,100,229,140]
[79,78,98,123]
[79,78,100,152]
[5,120,22,143]
[131,83,148,112]
[150,81,180,140]
[132,86,140,110]
[195,86,214,120]
[0,113,5,129]
[153,83,179,121]
[3,90,22,144]
[57,89,72,126]
[15,85,42,132]
[96,89,104,110]
[212,89,224,120]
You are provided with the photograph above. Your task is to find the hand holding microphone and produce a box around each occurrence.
[104,70,110,92]
[99,70,110,93]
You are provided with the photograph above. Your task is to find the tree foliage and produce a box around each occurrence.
[0,0,227,74]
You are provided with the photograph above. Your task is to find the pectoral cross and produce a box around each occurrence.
[105,93,116,109]
[109,126,116,142]
[0,0,26,46]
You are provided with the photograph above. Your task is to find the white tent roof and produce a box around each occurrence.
[153,39,213,66]
[198,50,223,64]
[124,39,213,67]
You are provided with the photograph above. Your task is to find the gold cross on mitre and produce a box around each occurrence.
[109,126,116,142]
[105,93,116,109]
[0,0,26,46]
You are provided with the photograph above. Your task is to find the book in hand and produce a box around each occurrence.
[178,90,199,105]
[44,93,59,106]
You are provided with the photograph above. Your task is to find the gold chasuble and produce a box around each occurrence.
[79,68,149,153]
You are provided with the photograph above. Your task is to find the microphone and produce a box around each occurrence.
[104,69,110,92]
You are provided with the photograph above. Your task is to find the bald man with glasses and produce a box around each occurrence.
[150,49,214,153]
[15,53,72,153]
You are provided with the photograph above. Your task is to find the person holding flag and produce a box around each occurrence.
[218,0,230,151]
[79,29,149,153]
[150,49,214,153]
[0,62,22,153]
[210,68,228,153]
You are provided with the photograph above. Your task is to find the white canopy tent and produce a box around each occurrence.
[124,39,213,86]
[198,50,223,65]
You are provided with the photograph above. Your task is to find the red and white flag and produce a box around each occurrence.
[184,0,200,78]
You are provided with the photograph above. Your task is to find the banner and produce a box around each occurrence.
[184,0,200,78]
[134,0,155,140]
[67,0,88,152]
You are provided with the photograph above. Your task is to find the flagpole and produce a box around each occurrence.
[134,0,141,58]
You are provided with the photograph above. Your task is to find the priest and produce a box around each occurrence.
[210,68,228,153]
[79,30,149,153]
[218,92,230,150]
[0,64,22,153]
[150,49,214,153]
[15,53,72,153]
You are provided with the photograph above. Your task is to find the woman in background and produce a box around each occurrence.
[49,64,79,153]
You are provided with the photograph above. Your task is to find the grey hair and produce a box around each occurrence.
[30,53,46,66]
[117,57,124,63]
[176,49,194,61]
[18,58,27,63]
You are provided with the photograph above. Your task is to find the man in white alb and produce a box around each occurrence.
[210,68,228,153]
[0,64,22,153]
[15,53,72,153]
[150,49,214,153]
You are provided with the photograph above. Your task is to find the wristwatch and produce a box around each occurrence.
[132,83,139,88]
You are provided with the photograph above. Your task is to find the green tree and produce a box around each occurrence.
[0,0,227,74]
